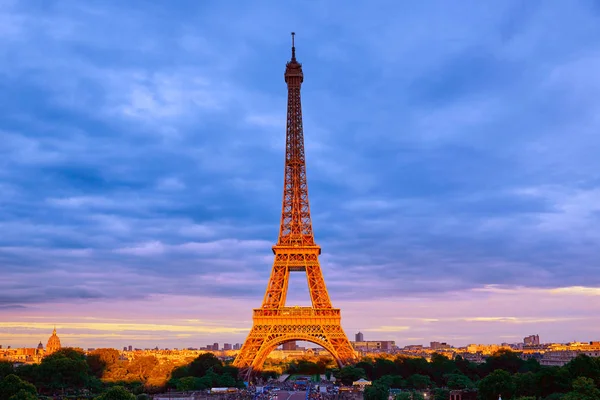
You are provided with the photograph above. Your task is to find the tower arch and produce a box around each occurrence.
[252,335,345,372]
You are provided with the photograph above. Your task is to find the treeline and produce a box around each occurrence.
[286,356,337,376]
[334,350,600,400]
[0,348,244,398]
[168,353,245,391]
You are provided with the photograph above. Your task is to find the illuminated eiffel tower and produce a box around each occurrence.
[233,33,357,377]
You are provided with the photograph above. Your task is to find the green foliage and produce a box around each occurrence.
[136,394,150,400]
[94,385,136,400]
[287,359,323,375]
[167,354,244,390]
[544,394,565,400]
[395,392,424,400]
[562,376,600,400]
[484,349,525,374]
[430,353,457,385]
[372,358,396,380]
[521,358,541,373]
[0,362,15,380]
[175,376,205,391]
[536,366,571,398]
[363,383,389,400]
[514,372,536,397]
[433,388,450,400]
[566,354,600,386]
[407,374,432,390]
[477,369,516,400]
[395,356,430,378]
[333,365,366,386]
[446,373,473,390]
[0,374,38,400]
[356,360,375,379]
[7,390,38,400]
[514,397,536,400]
[377,374,406,389]
[188,353,221,377]
[87,348,121,378]
[36,347,90,390]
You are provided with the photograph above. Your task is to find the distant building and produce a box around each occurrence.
[128,345,132,351]
[233,343,241,350]
[355,332,364,342]
[212,343,219,351]
[282,341,296,351]
[352,340,395,351]
[223,343,232,350]
[431,341,452,350]
[46,327,61,355]
[524,335,540,346]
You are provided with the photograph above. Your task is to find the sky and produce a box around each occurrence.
[1,0,600,350]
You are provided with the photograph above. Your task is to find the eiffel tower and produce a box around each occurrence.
[233,33,357,376]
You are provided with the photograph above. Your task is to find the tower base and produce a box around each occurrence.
[234,307,357,378]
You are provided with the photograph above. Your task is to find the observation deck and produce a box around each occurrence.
[253,307,341,324]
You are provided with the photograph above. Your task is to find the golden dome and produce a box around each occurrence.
[46,327,61,354]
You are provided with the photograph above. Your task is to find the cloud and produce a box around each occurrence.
[1,0,600,347]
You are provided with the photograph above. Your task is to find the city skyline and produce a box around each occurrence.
[2,0,600,349]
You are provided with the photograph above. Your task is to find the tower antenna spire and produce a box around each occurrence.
[291,32,296,61]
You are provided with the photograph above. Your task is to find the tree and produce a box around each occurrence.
[188,353,222,378]
[0,375,37,400]
[407,374,432,390]
[395,392,424,400]
[8,390,37,400]
[377,375,406,389]
[372,358,397,380]
[145,361,175,389]
[513,372,536,398]
[562,377,600,400]
[566,354,600,386]
[429,353,456,386]
[175,376,204,391]
[446,373,473,390]
[356,360,375,380]
[87,348,121,378]
[433,388,450,400]
[520,358,541,374]
[395,356,429,377]
[477,369,515,400]
[127,356,158,382]
[363,383,389,400]
[94,386,136,400]
[454,355,480,381]
[0,362,14,380]
[483,349,524,374]
[535,366,571,398]
[333,366,366,386]
[37,348,90,391]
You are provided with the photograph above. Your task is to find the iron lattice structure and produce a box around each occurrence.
[233,34,357,377]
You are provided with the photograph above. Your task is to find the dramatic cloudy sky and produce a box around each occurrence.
[2,0,600,350]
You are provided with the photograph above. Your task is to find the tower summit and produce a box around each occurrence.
[233,34,357,379]
[278,31,312,249]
